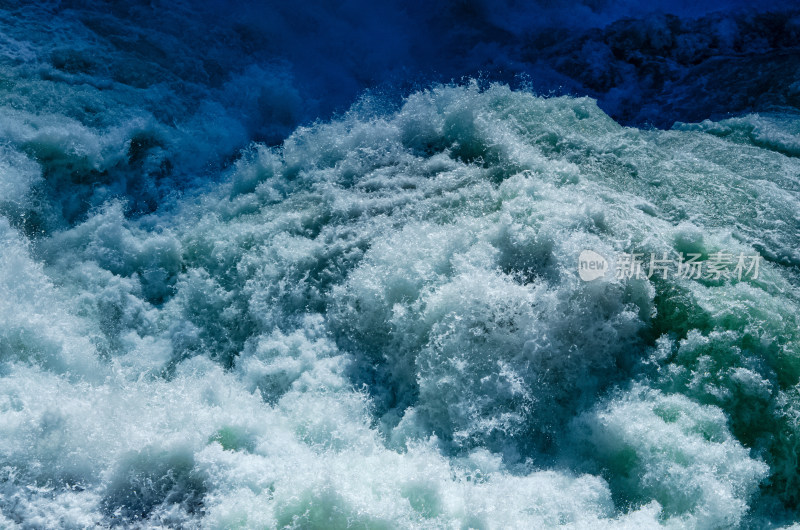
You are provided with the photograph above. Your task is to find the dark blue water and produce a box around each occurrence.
[1,1,799,527]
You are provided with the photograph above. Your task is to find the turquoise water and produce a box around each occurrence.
[2,80,799,527]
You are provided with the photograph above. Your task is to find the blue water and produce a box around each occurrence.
[1,1,800,528]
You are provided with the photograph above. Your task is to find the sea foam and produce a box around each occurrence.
[2,82,799,527]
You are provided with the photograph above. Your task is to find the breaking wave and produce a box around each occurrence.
[2,1,800,528]
[2,81,799,527]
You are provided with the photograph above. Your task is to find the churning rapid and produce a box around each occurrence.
[2,2,800,529]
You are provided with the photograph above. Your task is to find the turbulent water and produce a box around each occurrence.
[2,1,800,529]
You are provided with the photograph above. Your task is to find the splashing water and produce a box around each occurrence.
[1,78,799,528]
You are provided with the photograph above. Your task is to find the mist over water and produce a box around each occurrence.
[1,1,800,528]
